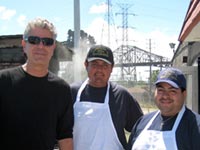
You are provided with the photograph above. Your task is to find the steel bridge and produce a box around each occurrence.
[112,45,172,81]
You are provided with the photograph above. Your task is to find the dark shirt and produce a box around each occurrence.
[0,66,73,150]
[127,107,200,150]
[71,81,143,149]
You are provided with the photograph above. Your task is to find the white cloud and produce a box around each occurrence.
[86,18,178,60]
[146,30,178,59]
[85,17,117,48]
[17,15,27,27]
[0,6,5,12]
[0,6,16,20]
[89,3,108,14]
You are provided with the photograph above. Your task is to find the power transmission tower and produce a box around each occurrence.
[116,3,135,46]
[115,3,137,82]
[101,0,118,47]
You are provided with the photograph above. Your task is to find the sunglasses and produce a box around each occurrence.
[24,36,54,46]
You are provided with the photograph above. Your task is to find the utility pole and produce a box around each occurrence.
[148,39,152,102]
[107,0,111,46]
[73,0,82,82]
[74,0,80,51]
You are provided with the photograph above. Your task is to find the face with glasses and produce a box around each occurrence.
[24,36,54,46]
[22,27,56,67]
[154,82,186,117]
[85,59,113,87]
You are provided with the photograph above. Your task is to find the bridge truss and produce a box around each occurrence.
[112,45,172,81]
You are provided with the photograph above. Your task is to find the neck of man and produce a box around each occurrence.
[22,63,48,77]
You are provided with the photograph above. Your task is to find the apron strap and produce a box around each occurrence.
[172,105,185,131]
[76,79,110,104]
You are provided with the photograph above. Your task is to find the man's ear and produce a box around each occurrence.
[21,40,26,53]
[84,61,89,71]
[21,39,25,46]
[84,61,88,67]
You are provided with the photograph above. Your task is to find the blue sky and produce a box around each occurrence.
[0,0,190,58]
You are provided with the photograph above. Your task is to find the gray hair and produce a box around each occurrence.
[23,17,57,40]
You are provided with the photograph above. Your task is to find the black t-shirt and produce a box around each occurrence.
[71,81,143,149]
[127,107,200,150]
[0,66,74,150]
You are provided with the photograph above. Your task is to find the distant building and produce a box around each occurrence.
[0,34,73,75]
[173,0,200,113]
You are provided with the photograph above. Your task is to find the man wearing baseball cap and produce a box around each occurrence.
[128,67,200,150]
[71,45,143,150]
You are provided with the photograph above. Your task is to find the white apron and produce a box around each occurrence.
[131,106,185,150]
[73,79,124,150]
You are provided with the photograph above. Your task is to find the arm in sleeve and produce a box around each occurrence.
[57,84,74,140]
[125,93,143,132]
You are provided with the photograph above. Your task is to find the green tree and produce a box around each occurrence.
[66,29,96,49]
[151,70,160,83]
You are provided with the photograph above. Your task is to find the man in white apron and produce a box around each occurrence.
[71,45,143,150]
[127,68,200,150]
